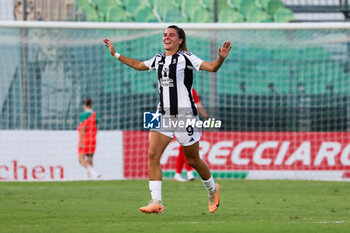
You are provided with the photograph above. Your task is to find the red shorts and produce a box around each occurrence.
[78,140,96,155]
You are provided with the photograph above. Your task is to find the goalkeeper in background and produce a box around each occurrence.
[78,98,101,179]
[174,88,209,182]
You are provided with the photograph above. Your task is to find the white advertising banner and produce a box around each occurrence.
[0,130,123,181]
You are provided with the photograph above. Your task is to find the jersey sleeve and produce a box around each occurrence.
[192,89,200,103]
[79,112,87,123]
[78,113,87,128]
[183,52,203,72]
[143,55,157,71]
[79,112,92,126]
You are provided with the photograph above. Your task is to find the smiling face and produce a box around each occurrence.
[163,28,183,55]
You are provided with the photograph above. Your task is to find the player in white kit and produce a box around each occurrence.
[104,25,231,214]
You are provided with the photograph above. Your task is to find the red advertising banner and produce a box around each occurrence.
[123,131,350,179]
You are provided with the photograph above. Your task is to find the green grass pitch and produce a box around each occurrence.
[0,180,349,233]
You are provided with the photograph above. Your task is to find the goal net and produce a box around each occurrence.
[0,22,349,181]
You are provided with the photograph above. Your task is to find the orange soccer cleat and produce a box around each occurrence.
[139,200,164,214]
[208,183,220,213]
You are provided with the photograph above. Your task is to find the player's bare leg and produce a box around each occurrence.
[87,154,100,179]
[79,154,100,179]
[78,154,89,169]
[184,154,195,181]
[148,131,171,180]
[182,142,220,213]
[86,154,93,167]
[140,131,171,214]
[182,142,211,179]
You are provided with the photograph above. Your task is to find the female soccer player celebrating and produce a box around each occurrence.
[104,25,231,214]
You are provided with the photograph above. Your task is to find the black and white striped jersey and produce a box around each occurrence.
[144,50,203,116]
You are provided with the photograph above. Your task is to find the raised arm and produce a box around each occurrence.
[103,39,149,71]
[200,41,231,72]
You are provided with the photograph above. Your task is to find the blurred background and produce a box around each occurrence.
[1,0,350,181]
[1,0,349,22]
[1,0,349,132]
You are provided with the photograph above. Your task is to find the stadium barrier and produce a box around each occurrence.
[2,130,349,181]
[124,131,350,180]
[0,131,123,181]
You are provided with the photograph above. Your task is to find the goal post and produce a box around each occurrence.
[0,21,350,181]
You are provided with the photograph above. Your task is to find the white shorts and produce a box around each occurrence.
[151,114,202,146]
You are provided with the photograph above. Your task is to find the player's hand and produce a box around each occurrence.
[103,38,116,57]
[79,143,84,149]
[218,41,231,59]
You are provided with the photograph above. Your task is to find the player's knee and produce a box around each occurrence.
[186,157,199,168]
[78,156,84,164]
[148,149,160,162]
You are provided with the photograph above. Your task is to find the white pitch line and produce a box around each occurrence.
[314,221,345,224]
